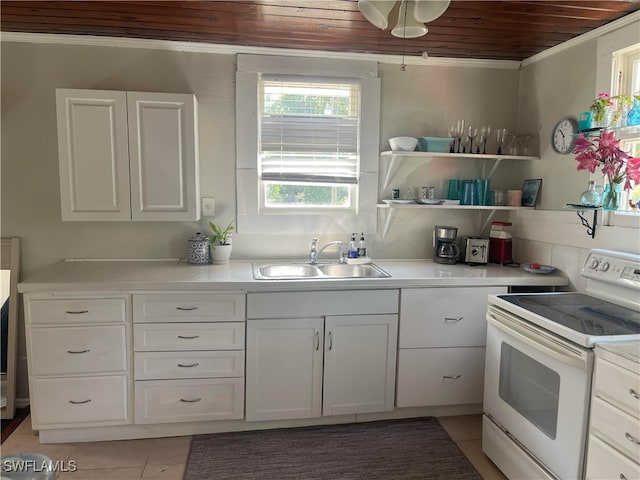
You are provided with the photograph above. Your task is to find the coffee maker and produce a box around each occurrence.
[433,225,460,264]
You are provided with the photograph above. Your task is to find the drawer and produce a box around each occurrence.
[27,297,127,325]
[399,287,505,348]
[586,434,640,480]
[134,322,245,351]
[30,325,127,376]
[133,293,245,323]
[134,378,244,424]
[31,375,129,427]
[590,396,640,463]
[594,356,640,418]
[396,347,485,407]
[135,350,244,380]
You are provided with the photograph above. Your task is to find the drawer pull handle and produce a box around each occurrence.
[625,433,640,446]
[177,335,200,339]
[315,331,320,351]
[443,374,462,380]
[444,317,463,323]
[629,388,640,400]
[66,349,90,354]
[69,399,91,404]
[176,306,198,311]
[327,331,333,351]
[177,363,199,368]
[180,398,201,403]
[620,474,628,480]
[65,310,89,315]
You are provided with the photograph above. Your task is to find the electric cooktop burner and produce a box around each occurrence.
[498,293,640,336]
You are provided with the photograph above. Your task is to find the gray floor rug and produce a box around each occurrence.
[184,417,482,480]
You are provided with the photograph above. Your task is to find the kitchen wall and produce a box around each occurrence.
[2,22,639,401]
[2,40,527,279]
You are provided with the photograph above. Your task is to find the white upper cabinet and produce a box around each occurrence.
[56,89,200,221]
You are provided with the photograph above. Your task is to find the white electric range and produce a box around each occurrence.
[482,249,640,480]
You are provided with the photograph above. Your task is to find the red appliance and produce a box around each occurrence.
[489,221,512,265]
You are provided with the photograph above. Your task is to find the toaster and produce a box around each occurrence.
[462,237,489,264]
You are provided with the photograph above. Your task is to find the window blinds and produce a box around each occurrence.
[259,75,361,184]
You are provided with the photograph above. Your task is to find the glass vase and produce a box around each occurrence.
[627,98,640,127]
[579,181,602,207]
[602,181,621,211]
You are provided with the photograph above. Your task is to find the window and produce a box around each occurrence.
[236,55,380,235]
[259,76,360,211]
[596,21,640,225]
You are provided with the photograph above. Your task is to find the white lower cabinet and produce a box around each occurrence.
[585,344,640,480]
[24,293,132,429]
[396,286,506,407]
[245,290,399,421]
[132,293,246,424]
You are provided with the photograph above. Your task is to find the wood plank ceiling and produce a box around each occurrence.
[1,1,638,61]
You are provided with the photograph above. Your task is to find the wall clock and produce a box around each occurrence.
[551,117,579,154]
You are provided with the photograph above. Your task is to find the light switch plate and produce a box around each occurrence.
[201,197,215,216]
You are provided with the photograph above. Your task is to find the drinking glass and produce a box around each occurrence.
[496,128,507,155]
[461,180,478,205]
[448,125,457,153]
[480,126,492,154]
[467,126,478,154]
[455,119,466,153]
[475,178,490,205]
[447,179,461,200]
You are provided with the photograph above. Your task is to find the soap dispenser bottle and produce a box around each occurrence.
[357,233,367,257]
[348,233,359,258]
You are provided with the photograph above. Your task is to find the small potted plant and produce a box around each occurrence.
[208,220,234,264]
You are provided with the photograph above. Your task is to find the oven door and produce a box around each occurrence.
[483,305,593,480]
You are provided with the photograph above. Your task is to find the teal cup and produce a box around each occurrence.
[475,179,490,205]
[447,179,461,200]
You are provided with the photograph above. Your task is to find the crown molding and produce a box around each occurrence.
[1,31,521,70]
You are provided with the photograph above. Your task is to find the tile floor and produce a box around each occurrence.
[1,414,506,479]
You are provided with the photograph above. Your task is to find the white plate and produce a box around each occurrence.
[383,199,415,204]
[522,263,556,274]
[416,198,444,205]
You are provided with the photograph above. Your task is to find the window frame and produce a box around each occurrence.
[236,54,380,235]
[595,22,640,228]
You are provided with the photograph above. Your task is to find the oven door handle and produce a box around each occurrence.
[487,310,589,370]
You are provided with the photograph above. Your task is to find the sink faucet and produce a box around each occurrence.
[309,237,343,264]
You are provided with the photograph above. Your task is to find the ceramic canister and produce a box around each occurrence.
[187,232,210,264]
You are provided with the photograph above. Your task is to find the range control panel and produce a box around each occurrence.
[582,249,640,287]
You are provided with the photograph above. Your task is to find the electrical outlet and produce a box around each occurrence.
[201,197,215,216]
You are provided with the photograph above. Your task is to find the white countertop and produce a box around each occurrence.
[595,341,640,372]
[18,258,569,293]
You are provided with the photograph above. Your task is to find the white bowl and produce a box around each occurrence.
[389,136,418,151]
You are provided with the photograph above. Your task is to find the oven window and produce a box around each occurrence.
[499,342,560,439]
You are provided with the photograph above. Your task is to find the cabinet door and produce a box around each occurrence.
[245,318,323,421]
[323,314,398,416]
[56,89,131,221]
[127,92,200,221]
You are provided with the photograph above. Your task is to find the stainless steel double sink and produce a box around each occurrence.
[252,262,391,280]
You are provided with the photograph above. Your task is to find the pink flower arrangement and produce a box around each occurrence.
[590,92,613,121]
[574,129,639,191]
